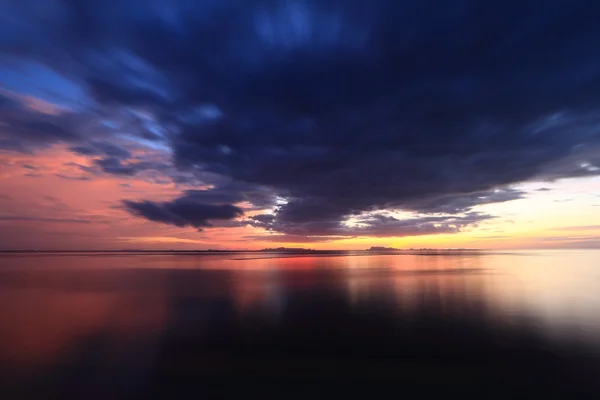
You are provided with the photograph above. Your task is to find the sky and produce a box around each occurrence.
[1,0,600,250]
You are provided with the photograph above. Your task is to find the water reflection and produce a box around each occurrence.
[0,251,599,398]
[0,289,167,367]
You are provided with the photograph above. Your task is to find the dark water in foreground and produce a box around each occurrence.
[0,250,599,399]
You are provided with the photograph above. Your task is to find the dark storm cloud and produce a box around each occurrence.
[346,212,493,238]
[122,192,244,230]
[251,214,276,223]
[3,0,600,237]
[179,182,278,210]
[241,210,492,239]
[122,183,276,228]
[401,189,526,214]
[245,213,277,229]
[94,157,137,176]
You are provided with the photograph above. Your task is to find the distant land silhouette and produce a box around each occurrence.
[367,246,481,253]
[1,247,483,254]
[258,247,316,253]
[367,246,400,252]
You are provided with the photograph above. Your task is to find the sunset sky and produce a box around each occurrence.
[1,0,600,250]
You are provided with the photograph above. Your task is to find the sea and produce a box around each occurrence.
[0,250,599,399]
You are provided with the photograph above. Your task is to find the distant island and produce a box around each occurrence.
[259,247,316,253]
[367,246,482,254]
[367,246,399,252]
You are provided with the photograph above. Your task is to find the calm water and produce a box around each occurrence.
[0,250,599,399]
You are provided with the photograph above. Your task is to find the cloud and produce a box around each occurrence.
[242,234,345,243]
[0,92,82,151]
[122,190,244,230]
[537,235,600,248]
[3,0,600,239]
[552,225,600,231]
[344,212,493,238]
[0,216,92,224]
[94,157,137,176]
[69,141,132,159]
[181,182,278,210]
[244,214,277,229]
[121,182,276,229]
[398,189,526,214]
[55,174,92,181]
[241,210,492,238]
[241,212,493,243]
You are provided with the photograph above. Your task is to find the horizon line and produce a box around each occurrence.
[0,248,597,253]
